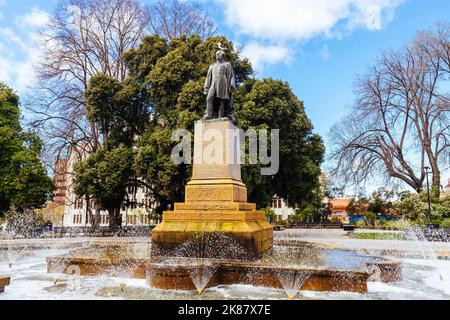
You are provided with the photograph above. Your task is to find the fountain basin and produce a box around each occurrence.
[147,261,371,293]
[46,245,402,294]
[0,275,10,293]
[47,244,150,279]
[47,256,147,279]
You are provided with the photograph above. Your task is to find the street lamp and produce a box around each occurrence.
[424,166,432,225]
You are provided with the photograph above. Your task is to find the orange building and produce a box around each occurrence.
[52,158,69,204]
[41,157,69,227]
[328,199,352,224]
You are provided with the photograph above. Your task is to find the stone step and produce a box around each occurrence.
[162,211,266,222]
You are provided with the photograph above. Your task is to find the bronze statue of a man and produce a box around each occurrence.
[203,48,237,123]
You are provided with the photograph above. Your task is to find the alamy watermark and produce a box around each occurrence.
[366,5,382,30]
[171,128,280,176]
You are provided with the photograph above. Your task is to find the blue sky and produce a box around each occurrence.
[1,0,449,189]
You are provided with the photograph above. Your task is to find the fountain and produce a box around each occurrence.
[43,118,404,298]
[144,118,402,295]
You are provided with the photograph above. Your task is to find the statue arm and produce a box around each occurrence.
[204,66,212,94]
[229,64,236,91]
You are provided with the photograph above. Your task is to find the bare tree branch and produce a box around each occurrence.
[329,24,450,195]
[148,0,216,40]
[25,0,150,164]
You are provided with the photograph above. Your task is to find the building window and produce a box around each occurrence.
[272,197,282,209]
[74,199,84,210]
[73,214,83,225]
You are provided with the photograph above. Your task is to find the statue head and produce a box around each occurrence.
[216,50,226,63]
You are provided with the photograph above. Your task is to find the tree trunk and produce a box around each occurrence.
[432,171,441,199]
[108,207,122,232]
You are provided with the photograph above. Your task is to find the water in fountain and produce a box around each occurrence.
[354,218,450,296]
[93,243,143,287]
[46,239,92,289]
[402,226,450,293]
[263,245,322,300]
[0,231,29,270]
[166,233,249,294]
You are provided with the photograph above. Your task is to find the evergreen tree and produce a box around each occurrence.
[0,83,54,217]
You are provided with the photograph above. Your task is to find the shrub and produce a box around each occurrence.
[262,207,276,224]
[441,218,450,229]
[382,218,421,230]
[374,219,387,229]
[394,192,447,223]
[356,218,371,229]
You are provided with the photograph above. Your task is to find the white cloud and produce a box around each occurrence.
[216,0,404,41]
[20,7,50,27]
[0,27,28,50]
[216,0,404,71]
[0,7,50,93]
[0,59,12,83]
[241,43,293,71]
[0,58,35,91]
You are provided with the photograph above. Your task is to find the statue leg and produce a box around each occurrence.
[218,99,225,118]
[204,90,215,119]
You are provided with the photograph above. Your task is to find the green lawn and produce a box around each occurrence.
[351,232,403,240]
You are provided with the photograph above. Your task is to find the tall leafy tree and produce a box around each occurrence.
[73,147,134,230]
[0,83,54,217]
[73,73,149,230]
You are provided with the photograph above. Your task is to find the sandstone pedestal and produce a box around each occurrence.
[152,119,273,257]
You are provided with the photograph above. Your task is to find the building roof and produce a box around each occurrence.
[330,199,352,213]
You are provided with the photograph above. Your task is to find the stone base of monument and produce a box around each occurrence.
[151,198,274,258]
[151,119,273,258]
[0,275,10,293]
